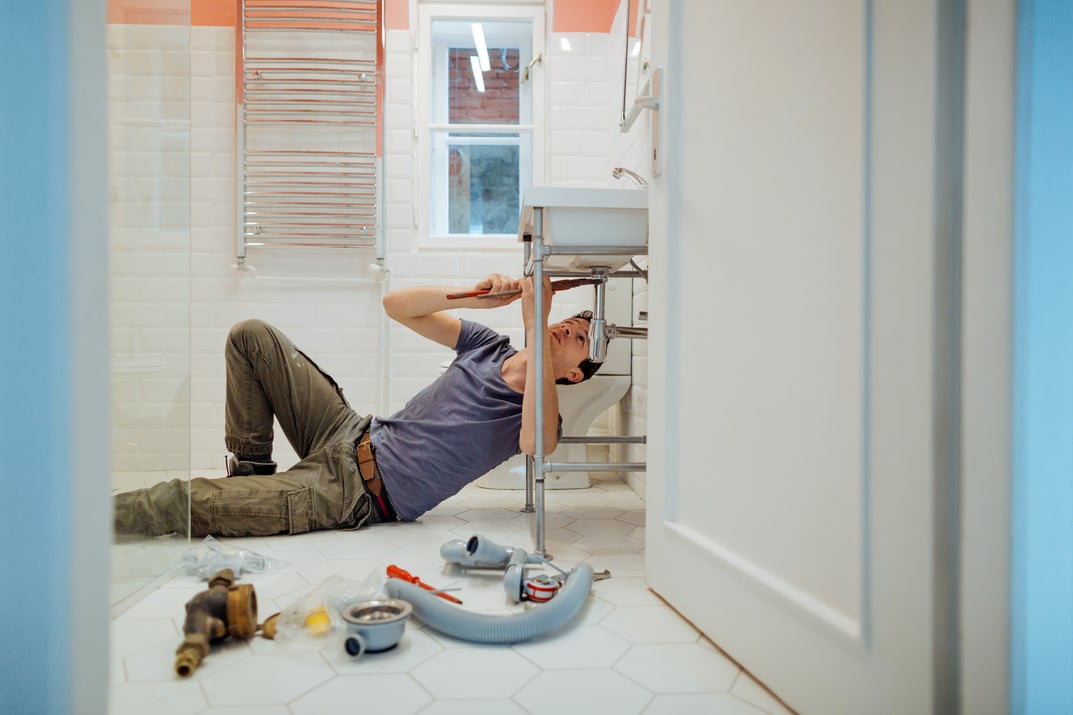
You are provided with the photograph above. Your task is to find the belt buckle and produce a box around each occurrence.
[356,432,395,520]
[356,434,376,480]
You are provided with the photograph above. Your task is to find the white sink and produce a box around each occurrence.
[518,186,648,271]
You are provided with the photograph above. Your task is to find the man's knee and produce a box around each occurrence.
[229,319,272,343]
[227,319,279,356]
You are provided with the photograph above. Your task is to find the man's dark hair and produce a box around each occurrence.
[556,310,603,385]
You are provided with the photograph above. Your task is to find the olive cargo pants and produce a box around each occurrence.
[114,319,378,537]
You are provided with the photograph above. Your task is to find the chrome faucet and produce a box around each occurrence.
[611,166,648,188]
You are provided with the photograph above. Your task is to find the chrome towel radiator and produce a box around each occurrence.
[237,0,383,263]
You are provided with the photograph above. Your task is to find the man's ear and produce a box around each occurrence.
[564,367,584,384]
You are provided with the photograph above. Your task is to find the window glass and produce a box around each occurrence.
[429,18,535,239]
[446,47,521,125]
[432,131,521,234]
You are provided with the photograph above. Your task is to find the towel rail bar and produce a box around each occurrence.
[239,0,383,258]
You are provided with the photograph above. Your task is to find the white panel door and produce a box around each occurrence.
[645,2,959,713]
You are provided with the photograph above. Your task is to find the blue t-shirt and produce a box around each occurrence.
[370,320,557,521]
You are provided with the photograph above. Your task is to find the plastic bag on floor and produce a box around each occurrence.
[271,571,385,643]
[179,535,285,580]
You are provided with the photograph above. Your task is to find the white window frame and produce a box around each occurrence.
[417,2,546,251]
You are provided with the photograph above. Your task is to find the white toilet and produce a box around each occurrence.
[476,281,633,490]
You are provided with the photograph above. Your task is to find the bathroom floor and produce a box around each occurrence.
[109,471,794,715]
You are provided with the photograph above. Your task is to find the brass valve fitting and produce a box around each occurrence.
[174,568,258,677]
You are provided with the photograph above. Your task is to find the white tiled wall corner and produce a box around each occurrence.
[546,27,616,187]
[111,3,650,500]
[606,0,651,500]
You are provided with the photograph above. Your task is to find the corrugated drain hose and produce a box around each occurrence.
[384,563,595,644]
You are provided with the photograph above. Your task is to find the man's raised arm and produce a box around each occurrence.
[382,273,521,348]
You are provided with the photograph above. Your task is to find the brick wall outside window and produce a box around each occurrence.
[447,47,520,123]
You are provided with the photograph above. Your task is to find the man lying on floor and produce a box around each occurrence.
[114,274,600,537]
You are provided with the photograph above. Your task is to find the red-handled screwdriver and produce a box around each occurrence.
[386,564,463,605]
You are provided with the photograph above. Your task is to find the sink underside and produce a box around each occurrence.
[518,186,648,271]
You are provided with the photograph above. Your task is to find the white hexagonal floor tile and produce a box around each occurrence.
[419,699,528,714]
[513,623,630,669]
[297,557,383,585]
[515,669,653,715]
[731,671,798,715]
[450,520,530,544]
[560,505,628,520]
[199,651,333,707]
[529,510,579,529]
[408,513,468,530]
[455,492,526,511]
[572,534,646,555]
[246,570,314,610]
[616,643,740,693]
[201,707,291,715]
[566,518,634,537]
[591,576,664,607]
[256,530,343,556]
[588,551,645,578]
[411,647,539,698]
[110,680,208,715]
[110,475,797,715]
[110,617,177,660]
[456,507,529,524]
[383,542,465,572]
[118,582,202,621]
[570,591,615,627]
[540,542,595,564]
[536,525,585,546]
[423,501,470,518]
[242,546,328,573]
[201,707,290,715]
[600,605,702,644]
[318,530,399,559]
[388,523,464,547]
[126,634,253,682]
[643,693,768,714]
[290,673,432,715]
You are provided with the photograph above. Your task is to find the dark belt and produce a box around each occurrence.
[357,432,397,521]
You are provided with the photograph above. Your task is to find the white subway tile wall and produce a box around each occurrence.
[109,4,649,499]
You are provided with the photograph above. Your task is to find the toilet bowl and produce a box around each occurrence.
[475,374,631,489]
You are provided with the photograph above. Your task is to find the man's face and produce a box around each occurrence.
[548,317,591,382]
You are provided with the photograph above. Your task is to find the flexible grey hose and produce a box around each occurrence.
[384,563,595,644]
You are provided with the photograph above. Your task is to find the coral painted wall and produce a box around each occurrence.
[107,0,631,34]
[553,0,620,33]
[108,0,233,25]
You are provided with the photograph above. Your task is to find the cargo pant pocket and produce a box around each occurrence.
[207,486,315,536]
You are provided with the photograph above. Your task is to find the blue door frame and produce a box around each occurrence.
[0,3,110,714]
[1011,1,1073,713]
